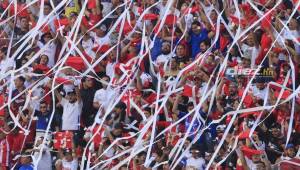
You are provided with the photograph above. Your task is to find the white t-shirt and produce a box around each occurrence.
[101,1,112,18]
[186,157,206,170]
[106,61,116,79]
[82,38,96,59]
[37,41,57,67]
[89,32,111,47]
[60,98,83,131]
[61,158,78,170]
[93,87,117,111]
[34,149,52,170]
[155,53,173,70]
[251,86,268,100]
[0,57,14,73]
[241,44,260,69]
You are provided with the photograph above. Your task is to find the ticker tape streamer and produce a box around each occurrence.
[1,0,300,169]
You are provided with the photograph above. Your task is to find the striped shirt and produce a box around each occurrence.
[0,137,9,167]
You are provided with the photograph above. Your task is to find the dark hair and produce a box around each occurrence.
[115,102,127,110]
[0,46,7,54]
[192,21,201,27]
[201,39,211,47]
[144,107,152,114]
[44,2,52,9]
[41,33,52,44]
[40,101,47,105]
[17,76,26,83]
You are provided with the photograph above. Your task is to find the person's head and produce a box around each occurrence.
[190,146,200,158]
[39,55,49,65]
[187,102,194,112]
[101,75,110,89]
[285,144,296,158]
[161,41,171,55]
[246,32,256,46]
[95,24,107,37]
[115,102,126,114]
[204,152,212,162]
[14,76,26,89]
[191,21,202,34]
[20,17,29,30]
[63,149,73,162]
[254,161,266,170]
[41,33,52,43]
[206,54,215,64]
[20,155,32,164]
[112,123,123,136]
[0,131,5,140]
[193,75,202,87]
[39,101,48,114]
[128,44,138,55]
[170,57,178,70]
[269,51,279,64]
[44,3,52,15]
[175,44,186,57]
[162,0,168,6]
[200,40,210,53]
[82,77,93,88]
[229,82,238,95]
[210,10,218,22]
[270,123,281,137]
[138,151,147,162]
[255,82,265,90]
[0,46,7,60]
[241,56,251,67]
[288,18,299,30]
[144,107,152,118]
[67,90,77,103]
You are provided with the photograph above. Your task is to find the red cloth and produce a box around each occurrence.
[229,15,247,27]
[280,158,300,169]
[143,13,158,20]
[54,77,73,85]
[82,13,101,29]
[91,125,105,148]
[255,33,272,65]
[0,95,4,116]
[164,14,177,26]
[65,56,86,71]
[274,90,291,100]
[87,0,97,9]
[238,130,257,139]
[219,35,230,52]
[54,18,70,30]
[261,10,273,30]
[53,131,73,150]
[92,44,110,54]
[239,111,260,118]
[145,93,157,105]
[183,85,193,97]
[116,21,134,35]
[0,138,9,167]
[33,64,50,73]
[9,4,29,17]
[7,131,25,155]
[241,146,263,159]
[31,22,50,33]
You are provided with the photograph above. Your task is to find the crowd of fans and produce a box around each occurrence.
[0,0,300,169]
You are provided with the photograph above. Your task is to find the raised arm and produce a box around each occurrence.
[54,88,63,103]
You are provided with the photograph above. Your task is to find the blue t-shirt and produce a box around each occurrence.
[151,37,164,61]
[18,164,34,170]
[189,28,208,59]
[35,111,51,131]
